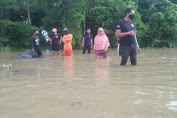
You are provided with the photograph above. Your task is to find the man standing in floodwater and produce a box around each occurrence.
[115,8,141,65]
[49,28,62,55]
[30,30,42,56]
[82,29,93,54]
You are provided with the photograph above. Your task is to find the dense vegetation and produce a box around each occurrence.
[0,0,177,49]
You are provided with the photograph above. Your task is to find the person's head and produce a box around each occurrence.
[52,28,57,35]
[63,28,69,34]
[86,29,91,34]
[33,30,39,35]
[125,8,135,20]
[98,28,104,36]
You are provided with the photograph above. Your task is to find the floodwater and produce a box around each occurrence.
[0,49,177,118]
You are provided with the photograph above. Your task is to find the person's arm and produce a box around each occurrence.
[135,35,142,53]
[91,38,93,49]
[115,21,136,38]
[93,37,96,50]
[115,29,136,38]
[69,34,73,42]
[82,37,84,48]
[49,37,52,44]
[116,38,119,46]
[30,37,34,51]
[135,35,139,48]
[66,34,73,42]
[104,46,108,51]
[59,36,62,44]
[62,36,65,43]
[104,38,110,51]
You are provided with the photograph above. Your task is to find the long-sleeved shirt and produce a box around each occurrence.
[30,35,40,49]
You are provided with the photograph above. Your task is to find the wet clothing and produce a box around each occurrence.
[83,33,93,46]
[119,45,137,65]
[63,34,73,56]
[14,51,38,59]
[116,20,137,65]
[94,28,110,58]
[35,46,42,56]
[94,30,110,51]
[50,33,61,51]
[83,45,91,54]
[94,50,109,58]
[30,35,42,56]
[116,20,136,46]
[83,33,93,54]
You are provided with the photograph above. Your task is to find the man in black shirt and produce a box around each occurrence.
[49,28,62,55]
[115,8,141,65]
[30,30,42,56]
[82,29,93,54]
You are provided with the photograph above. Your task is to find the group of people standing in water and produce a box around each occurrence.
[31,28,74,57]
[82,28,110,58]
[30,8,142,65]
[49,28,73,56]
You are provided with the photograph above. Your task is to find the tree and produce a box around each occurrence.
[143,0,177,47]
[0,0,176,48]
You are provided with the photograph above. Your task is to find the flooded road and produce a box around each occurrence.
[0,49,177,118]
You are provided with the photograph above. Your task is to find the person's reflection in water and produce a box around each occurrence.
[94,59,110,86]
[63,56,74,83]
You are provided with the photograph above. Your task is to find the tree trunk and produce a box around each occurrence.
[26,1,31,24]
[0,7,3,18]
[83,10,86,34]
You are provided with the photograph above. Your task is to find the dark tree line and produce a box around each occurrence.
[0,0,177,49]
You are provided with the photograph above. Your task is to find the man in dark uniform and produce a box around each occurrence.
[82,29,93,54]
[30,30,42,56]
[115,8,141,65]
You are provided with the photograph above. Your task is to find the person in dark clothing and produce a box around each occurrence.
[115,8,141,65]
[30,30,42,56]
[49,28,62,55]
[82,29,93,54]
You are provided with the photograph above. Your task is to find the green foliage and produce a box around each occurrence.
[137,0,154,23]
[141,0,177,47]
[170,0,177,4]
[0,20,39,50]
[0,0,177,49]
[85,0,145,47]
[60,0,85,48]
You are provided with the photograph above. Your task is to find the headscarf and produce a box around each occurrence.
[94,28,110,50]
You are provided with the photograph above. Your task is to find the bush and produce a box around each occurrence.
[140,0,177,48]
[0,20,39,50]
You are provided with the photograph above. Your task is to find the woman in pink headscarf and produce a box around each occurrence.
[94,28,110,58]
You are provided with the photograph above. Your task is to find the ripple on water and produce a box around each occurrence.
[1,49,177,118]
[134,100,143,104]
[167,101,177,112]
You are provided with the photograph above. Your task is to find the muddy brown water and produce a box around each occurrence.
[0,49,177,118]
